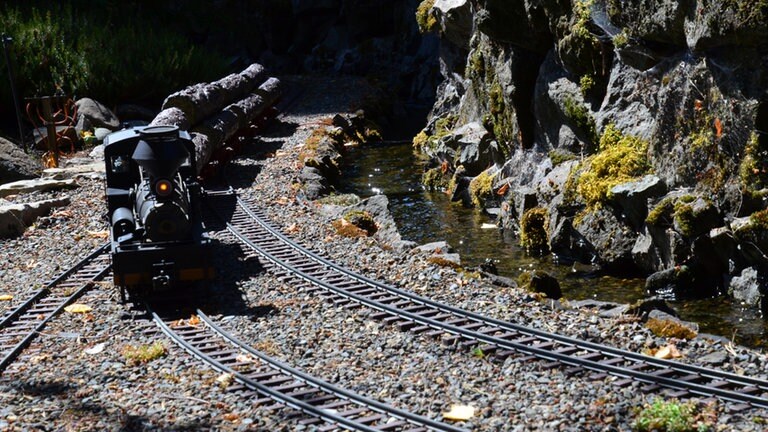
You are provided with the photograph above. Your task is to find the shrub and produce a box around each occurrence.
[0,2,230,112]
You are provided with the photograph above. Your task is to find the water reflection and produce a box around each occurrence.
[340,143,768,349]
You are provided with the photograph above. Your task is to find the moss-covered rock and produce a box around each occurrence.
[576,124,651,210]
[519,207,550,253]
[416,0,438,33]
[469,169,496,208]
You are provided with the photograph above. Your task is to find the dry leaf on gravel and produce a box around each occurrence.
[85,343,106,355]
[188,315,201,326]
[647,344,682,359]
[64,304,92,314]
[0,294,12,301]
[216,373,234,388]
[88,230,109,238]
[443,404,475,421]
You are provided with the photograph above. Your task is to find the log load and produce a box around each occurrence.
[149,63,281,173]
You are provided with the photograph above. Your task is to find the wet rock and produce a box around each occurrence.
[728,267,765,308]
[645,266,695,299]
[446,122,498,176]
[609,175,667,230]
[415,241,453,254]
[627,297,679,320]
[573,206,639,272]
[297,166,331,200]
[527,270,562,300]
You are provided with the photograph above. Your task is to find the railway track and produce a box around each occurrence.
[205,190,768,410]
[152,308,468,432]
[0,243,111,373]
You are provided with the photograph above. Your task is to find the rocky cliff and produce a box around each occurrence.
[415,0,768,307]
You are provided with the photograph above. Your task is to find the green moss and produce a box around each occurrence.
[739,132,768,192]
[548,149,577,167]
[612,30,629,48]
[520,207,550,252]
[579,74,595,96]
[673,203,695,237]
[633,398,715,432]
[468,49,485,80]
[576,124,650,209]
[486,81,515,153]
[646,196,697,235]
[122,341,166,366]
[469,170,496,208]
[564,96,598,146]
[413,114,457,154]
[646,198,673,225]
[416,0,438,33]
[343,210,377,235]
[317,194,361,207]
[517,271,533,289]
[422,166,450,191]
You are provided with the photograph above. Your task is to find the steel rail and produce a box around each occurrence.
[197,310,468,432]
[0,244,111,372]
[240,201,768,391]
[153,310,466,432]
[211,195,768,409]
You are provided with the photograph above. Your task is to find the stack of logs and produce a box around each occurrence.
[149,63,281,174]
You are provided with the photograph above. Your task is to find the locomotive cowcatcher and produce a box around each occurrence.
[104,125,214,300]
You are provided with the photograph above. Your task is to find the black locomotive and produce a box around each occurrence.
[104,125,214,300]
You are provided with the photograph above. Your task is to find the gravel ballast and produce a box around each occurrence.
[1,76,768,431]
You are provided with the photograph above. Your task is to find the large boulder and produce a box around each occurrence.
[0,137,39,183]
[75,98,121,132]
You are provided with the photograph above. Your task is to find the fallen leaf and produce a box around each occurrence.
[714,118,723,138]
[275,197,291,205]
[88,230,109,239]
[216,372,234,387]
[64,304,93,314]
[188,315,201,326]
[653,344,682,359]
[443,404,475,421]
[223,413,239,422]
[497,183,509,196]
[286,223,299,233]
[0,294,12,301]
[235,354,253,363]
[694,99,703,111]
[85,343,106,355]
[52,210,73,218]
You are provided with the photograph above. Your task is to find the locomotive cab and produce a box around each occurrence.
[104,125,214,299]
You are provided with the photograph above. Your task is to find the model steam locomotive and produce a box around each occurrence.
[104,125,214,300]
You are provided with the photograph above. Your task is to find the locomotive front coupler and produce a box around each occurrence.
[152,261,174,289]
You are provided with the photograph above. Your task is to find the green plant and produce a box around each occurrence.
[579,74,595,95]
[122,341,166,365]
[613,30,629,48]
[548,149,577,166]
[0,2,230,111]
[633,398,714,432]
[422,166,449,191]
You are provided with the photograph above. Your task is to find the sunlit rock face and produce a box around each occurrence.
[415,0,768,300]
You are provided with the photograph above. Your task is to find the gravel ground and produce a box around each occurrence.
[2,75,768,431]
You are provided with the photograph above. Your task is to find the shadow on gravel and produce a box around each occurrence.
[260,118,299,139]
[145,239,265,321]
[12,379,71,396]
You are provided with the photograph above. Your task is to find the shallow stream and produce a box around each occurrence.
[340,142,768,350]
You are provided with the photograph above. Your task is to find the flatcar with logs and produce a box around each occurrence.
[103,125,214,300]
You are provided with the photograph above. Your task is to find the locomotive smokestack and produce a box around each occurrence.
[132,125,189,179]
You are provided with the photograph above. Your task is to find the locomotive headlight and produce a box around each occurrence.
[155,179,173,197]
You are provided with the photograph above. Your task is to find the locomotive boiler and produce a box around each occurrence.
[104,125,214,300]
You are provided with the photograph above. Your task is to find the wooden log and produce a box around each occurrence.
[149,107,190,130]
[161,63,268,125]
